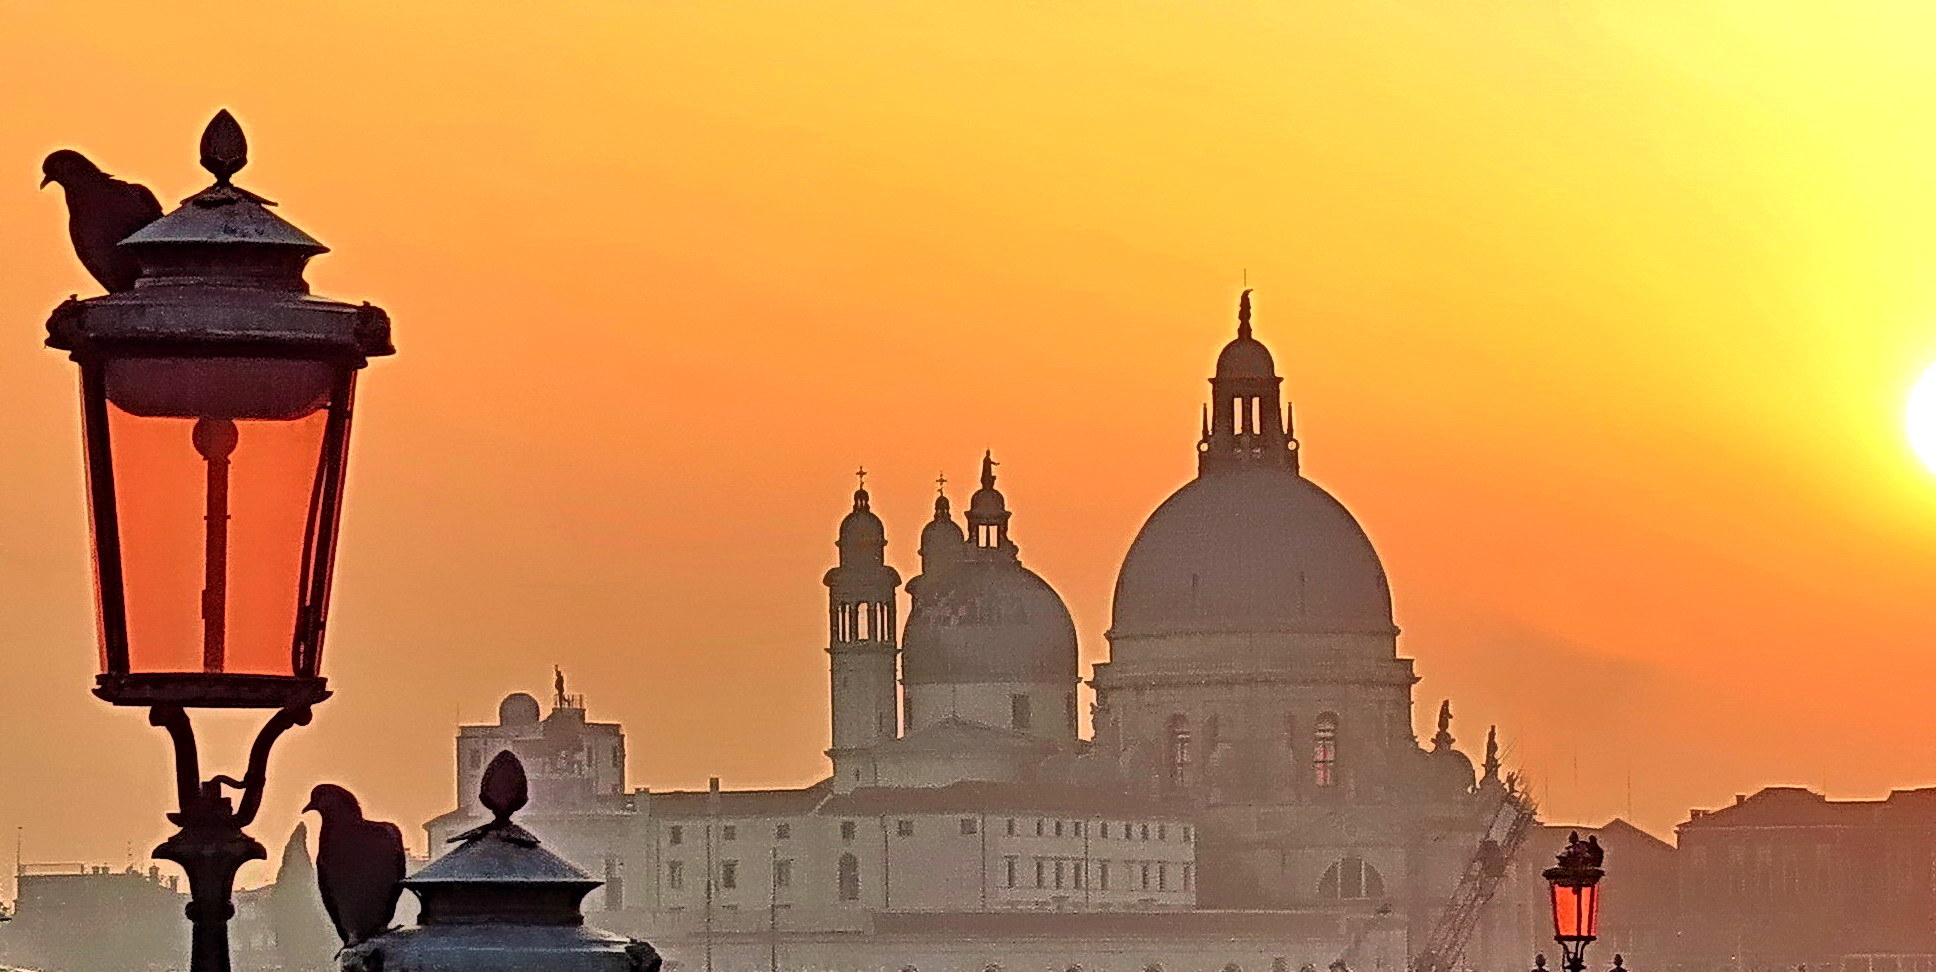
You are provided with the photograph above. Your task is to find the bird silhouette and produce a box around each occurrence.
[304,784,406,946]
[39,150,161,293]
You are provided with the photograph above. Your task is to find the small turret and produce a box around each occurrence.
[965,451,1018,559]
[919,473,966,574]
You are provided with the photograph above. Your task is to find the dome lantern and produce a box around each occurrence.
[1199,290,1297,475]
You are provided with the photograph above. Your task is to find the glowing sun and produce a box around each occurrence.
[1912,361,1936,476]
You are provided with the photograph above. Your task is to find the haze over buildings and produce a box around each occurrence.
[3,0,1936,917]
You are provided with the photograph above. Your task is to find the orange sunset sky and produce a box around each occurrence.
[4,1,1936,894]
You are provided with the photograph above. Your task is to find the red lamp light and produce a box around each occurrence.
[48,114,391,711]
[1543,833,1606,972]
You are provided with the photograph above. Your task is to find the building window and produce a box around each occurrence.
[841,821,857,841]
[721,860,739,889]
[1074,821,1085,837]
[1183,864,1194,891]
[1165,715,1192,790]
[1314,713,1339,788]
[1004,856,1018,888]
[612,748,623,769]
[776,823,791,840]
[1036,819,1045,837]
[1140,862,1151,890]
[1054,820,1065,837]
[668,860,685,890]
[722,825,737,841]
[1318,857,1385,900]
[897,819,914,837]
[961,818,979,836]
[1099,862,1111,890]
[1158,824,1168,841]
[1054,860,1066,889]
[838,853,860,901]
[1011,694,1033,731]
[1141,824,1150,841]
[775,859,793,888]
[1184,826,1194,843]
[668,825,683,846]
[1035,859,1046,888]
[1099,822,1110,839]
[1158,863,1170,891]
[1074,861,1085,889]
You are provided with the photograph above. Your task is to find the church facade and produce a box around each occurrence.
[424,292,1535,972]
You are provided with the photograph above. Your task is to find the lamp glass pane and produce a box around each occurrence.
[96,357,339,678]
[1550,882,1601,940]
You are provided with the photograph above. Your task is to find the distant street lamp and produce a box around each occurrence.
[1540,832,1610,972]
[43,111,392,972]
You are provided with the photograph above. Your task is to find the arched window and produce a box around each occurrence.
[1313,713,1339,788]
[837,852,860,901]
[1317,856,1384,900]
[1165,715,1192,791]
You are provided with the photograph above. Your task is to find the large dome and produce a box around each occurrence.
[904,561,1078,684]
[1110,468,1395,639]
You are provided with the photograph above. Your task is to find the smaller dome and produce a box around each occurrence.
[1215,336,1276,378]
[1419,747,1477,797]
[836,486,888,568]
[903,562,1077,685]
[839,501,886,547]
[921,494,965,563]
[968,486,1006,520]
[498,693,541,727]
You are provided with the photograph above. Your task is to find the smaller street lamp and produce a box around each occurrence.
[43,111,392,972]
[1541,832,1607,972]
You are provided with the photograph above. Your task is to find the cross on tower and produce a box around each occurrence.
[935,472,947,496]
[855,466,867,489]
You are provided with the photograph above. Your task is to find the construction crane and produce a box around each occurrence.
[1409,778,1539,972]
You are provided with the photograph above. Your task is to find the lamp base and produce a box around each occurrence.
[95,673,329,708]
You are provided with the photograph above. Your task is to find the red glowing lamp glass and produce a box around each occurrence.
[48,116,392,709]
[1548,877,1601,941]
[1543,834,1605,947]
[79,353,358,707]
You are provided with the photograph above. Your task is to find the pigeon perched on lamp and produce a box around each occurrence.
[305,784,407,946]
[39,149,161,293]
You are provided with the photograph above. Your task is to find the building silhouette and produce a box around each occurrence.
[1676,786,1936,972]
[424,293,1539,972]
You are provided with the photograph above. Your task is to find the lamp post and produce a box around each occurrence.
[1540,833,1610,972]
[42,111,392,972]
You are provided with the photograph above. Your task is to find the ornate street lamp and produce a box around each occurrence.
[43,111,392,972]
[1541,833,1608,972]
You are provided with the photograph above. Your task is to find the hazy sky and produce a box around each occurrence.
[4,1,1936,894]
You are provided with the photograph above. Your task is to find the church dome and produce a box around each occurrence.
[1110,468,1395,639]
[837,488,886,551]
[1216,336,1275,378]
[1416,746,1478,798]
[903,561,1078,684]
[499,692,541,727]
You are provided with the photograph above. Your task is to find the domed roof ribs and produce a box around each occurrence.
[1199,289,1299,476]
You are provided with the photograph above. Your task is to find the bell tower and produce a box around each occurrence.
[823,470,903,791]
